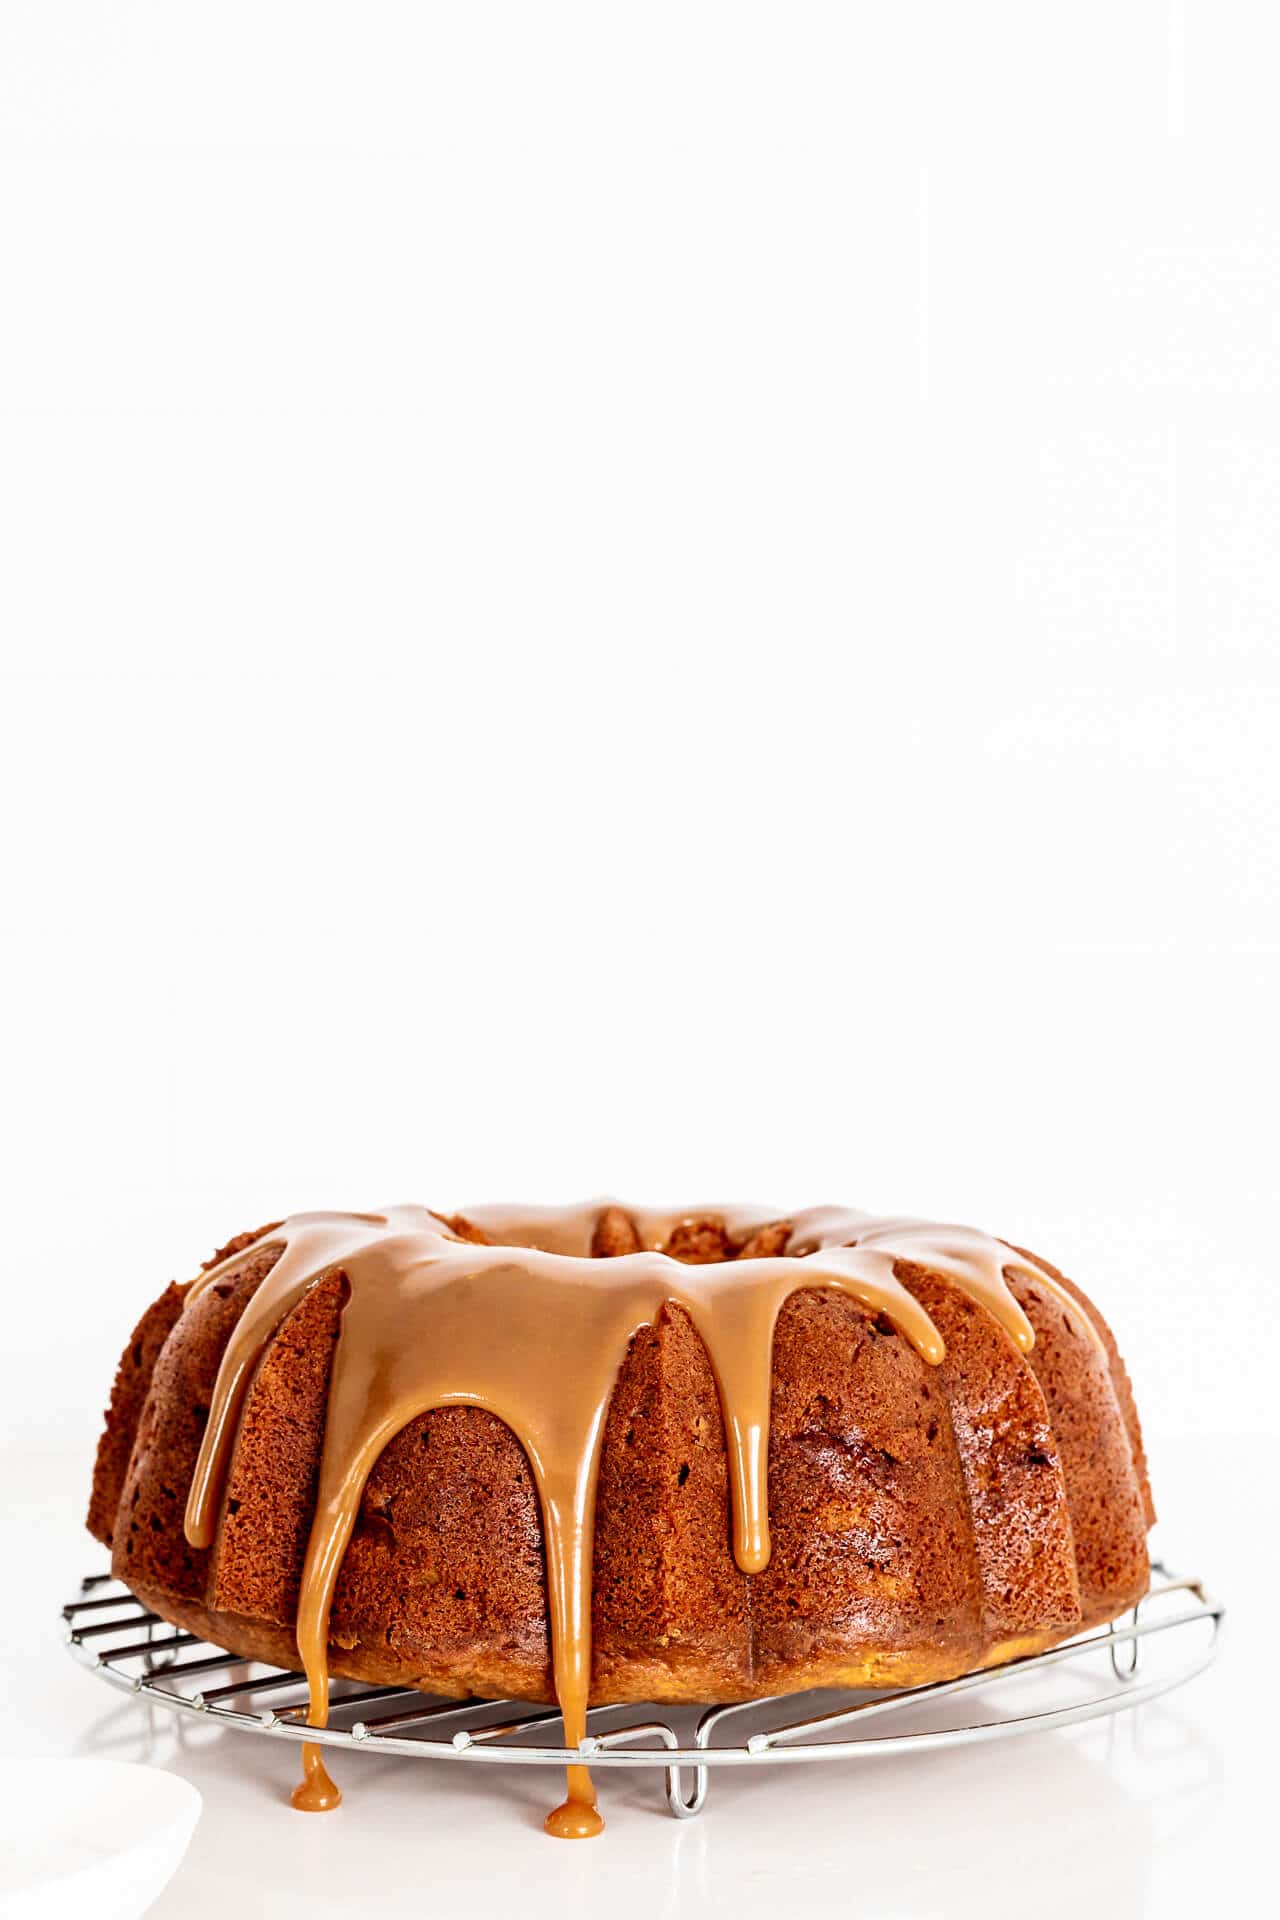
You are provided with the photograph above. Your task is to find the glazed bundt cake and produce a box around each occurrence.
[88,1201,1154,1838]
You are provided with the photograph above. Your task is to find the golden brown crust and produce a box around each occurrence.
[590,1206,642,1258]
[1003,1264,1150,1624]
[750,1288,986,1685]
[738,1220,794,1260]
[210,1271,347,1627]
[661,1217,739,1264]
[109,1246,281,1602]
[88,1281,188,1548]
[594,1303,753,1696]
[899,1266,1081,1638]
[1009,1244,1155,1528]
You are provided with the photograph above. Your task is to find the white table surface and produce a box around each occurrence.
[2,1433,1264,1920]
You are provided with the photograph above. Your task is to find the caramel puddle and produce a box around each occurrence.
[291,1740,342,1812]
[544,1766,604,1839]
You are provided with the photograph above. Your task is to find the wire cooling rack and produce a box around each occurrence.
[64,1558,1222,1819]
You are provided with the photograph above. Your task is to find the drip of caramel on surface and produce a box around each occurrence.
[290,1743,342,1812]
[182,1200,1057,1836]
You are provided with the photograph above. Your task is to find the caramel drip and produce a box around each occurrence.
[182,1200,1049,1836]
[290,1743,341,1812]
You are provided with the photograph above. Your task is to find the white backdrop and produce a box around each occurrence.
[0,8,1274,1915]
[2,2,1275,1453]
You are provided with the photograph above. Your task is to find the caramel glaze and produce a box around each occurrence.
[181,1201,1081,1839]
[291,1743,342,1813]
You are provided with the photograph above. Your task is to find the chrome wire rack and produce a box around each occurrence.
[64,1559,1222,1820]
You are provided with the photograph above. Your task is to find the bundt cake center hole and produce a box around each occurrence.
[450,1207,805,1265]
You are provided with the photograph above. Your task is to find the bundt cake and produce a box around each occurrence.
[88,1201,1154,1838]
